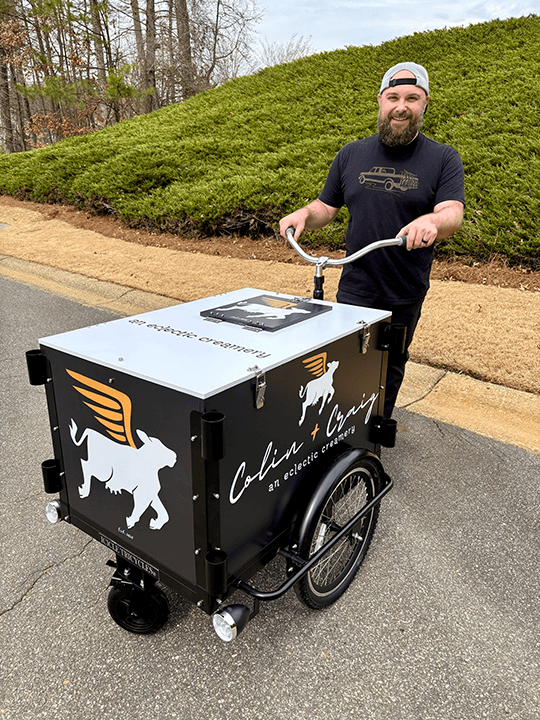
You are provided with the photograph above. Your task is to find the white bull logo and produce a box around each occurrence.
[69,421,176,530]
[298,354,340,426]
[65,369,176,531]
[220,299,310,321]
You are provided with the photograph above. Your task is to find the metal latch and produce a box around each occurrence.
[358,323,371,354]
[249,366,267,409]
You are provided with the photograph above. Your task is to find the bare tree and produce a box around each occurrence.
[0,0,264,151]
[257,33,313,68]
[189,0,261,89]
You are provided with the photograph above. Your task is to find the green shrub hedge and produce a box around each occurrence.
[1,15,539,267]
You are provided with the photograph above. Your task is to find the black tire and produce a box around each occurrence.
[295,456,382,609]
[107,584,169,634]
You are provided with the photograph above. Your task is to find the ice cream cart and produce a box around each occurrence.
[26,236,405,642]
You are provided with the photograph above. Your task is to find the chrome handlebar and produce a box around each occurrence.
[285,227,406,276]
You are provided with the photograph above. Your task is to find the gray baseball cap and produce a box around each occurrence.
[379,62,429,95]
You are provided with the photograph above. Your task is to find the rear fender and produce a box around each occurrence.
[293,447,383,559]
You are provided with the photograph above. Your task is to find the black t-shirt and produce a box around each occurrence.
[318,133,465,304]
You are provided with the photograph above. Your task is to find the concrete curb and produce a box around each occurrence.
[2,253,539,456]
[396,363,540,455]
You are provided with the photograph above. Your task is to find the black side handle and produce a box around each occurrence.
[370,417,397,448]
[26,349,50,385]
[379,324,407,354]
[41,459,63,493]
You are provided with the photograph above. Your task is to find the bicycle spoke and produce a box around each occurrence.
[295,457,382,610]
[309,472,371,586]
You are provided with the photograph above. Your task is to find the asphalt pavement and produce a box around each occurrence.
[1,270,539,720]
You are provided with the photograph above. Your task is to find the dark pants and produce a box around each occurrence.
[336,289,424,419]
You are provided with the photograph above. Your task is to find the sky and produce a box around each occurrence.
[255,0,540,54]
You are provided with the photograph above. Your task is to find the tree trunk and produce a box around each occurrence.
[145,0,157,111]
[89,0,107,81]
[166,0,175,103]
[10,65,28,150]
[130,0,146,81]
[175,0,196,99]
[88,0,110,124]
[0,50,14,152]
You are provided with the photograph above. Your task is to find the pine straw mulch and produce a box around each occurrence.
[12,196,539,294]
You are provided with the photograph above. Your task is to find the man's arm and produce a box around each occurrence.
[398,200,464,251]
[279,199,340,240]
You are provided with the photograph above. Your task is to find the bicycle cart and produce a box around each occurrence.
[26,233,405,642]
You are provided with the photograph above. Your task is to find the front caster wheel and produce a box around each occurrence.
[107,584,169,634]
[295,455,382,609]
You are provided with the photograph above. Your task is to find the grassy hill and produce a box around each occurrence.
[1,15,539,268]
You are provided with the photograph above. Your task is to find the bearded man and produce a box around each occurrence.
[280,62,465,420]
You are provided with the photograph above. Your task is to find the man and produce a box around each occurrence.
[279,62,465,418]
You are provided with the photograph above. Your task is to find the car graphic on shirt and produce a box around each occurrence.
[358,167,419,193]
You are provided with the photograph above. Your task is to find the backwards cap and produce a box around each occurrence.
[379,62,429,95]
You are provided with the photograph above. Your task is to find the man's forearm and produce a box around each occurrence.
[429,200,464,239]
[399,200,464,250]
[303,199,340,230]
[279,198,340,239]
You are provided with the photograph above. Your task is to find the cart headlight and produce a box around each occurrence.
[45,499,62,524]
[212,604,250,642]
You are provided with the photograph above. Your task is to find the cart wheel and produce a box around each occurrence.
[107,584,169,634]
[295,455,382,609]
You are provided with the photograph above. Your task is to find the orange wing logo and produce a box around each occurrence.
[302,352,328,378]
[66,369,136,448]
[261,296,300,310]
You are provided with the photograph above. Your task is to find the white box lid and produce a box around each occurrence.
[40,288,390,398]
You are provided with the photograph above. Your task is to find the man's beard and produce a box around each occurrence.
[377,111,424,147]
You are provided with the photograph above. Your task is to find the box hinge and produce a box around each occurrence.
[249,365,267,409]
